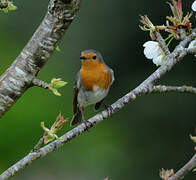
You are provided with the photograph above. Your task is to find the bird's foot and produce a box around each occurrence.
[82,119,91,132]
[103,103,114,116]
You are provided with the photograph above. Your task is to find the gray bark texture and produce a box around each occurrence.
[0,0,81,118]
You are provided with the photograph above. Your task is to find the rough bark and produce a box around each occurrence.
[0,0,81,118]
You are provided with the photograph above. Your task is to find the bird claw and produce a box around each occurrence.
[82,119,91,132]
[104,103,114,116]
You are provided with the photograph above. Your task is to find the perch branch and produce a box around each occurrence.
[1,29,196,180]
[168,153,196,180]
[0,0,81,119]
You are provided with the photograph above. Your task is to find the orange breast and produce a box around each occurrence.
[80,60,111,91]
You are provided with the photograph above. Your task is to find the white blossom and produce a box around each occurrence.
[192,1,196,12]
[143,41,165,66]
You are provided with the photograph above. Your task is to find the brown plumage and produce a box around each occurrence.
[70,49,114,126]
[80,60,111,91]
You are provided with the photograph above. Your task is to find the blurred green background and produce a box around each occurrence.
[0,0,196,179]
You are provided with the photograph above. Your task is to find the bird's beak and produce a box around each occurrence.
[80,56,87,60]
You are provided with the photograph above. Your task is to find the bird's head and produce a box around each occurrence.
[80,49,104,66]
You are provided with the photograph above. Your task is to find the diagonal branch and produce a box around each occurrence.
[32,78,49,89]
[0,0,82,119]
[154,31,170,55]
[168,153,196,180]
[151,85,196,94]
[1,29,196,180]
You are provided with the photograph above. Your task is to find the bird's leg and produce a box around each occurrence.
[80,107,90,125]
[103,102,114,116]
[80,107,94,131]
[80,106,86,122]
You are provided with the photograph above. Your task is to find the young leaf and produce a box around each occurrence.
[49,78,67,96]
[56,45,60,52]
[41,113,67,144]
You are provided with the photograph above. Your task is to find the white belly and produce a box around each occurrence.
[78,86,109,107]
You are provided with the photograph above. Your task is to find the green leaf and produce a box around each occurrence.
[50,80,67,89]
[50,88,61,96]
[8,1,17,10]
[49,78,67,96]
[57,138,64,142]
[44,133,56,144]
[56,45,60,52]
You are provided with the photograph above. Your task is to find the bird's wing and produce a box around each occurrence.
[70,72,82,126]
[94,66,114,111]
[108,67,115,85]
[72,83,79,114]
[72,72,80,114]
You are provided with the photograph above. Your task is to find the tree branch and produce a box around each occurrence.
[1,29,196,180]
[0,0,81,119]
[168,153,196,180]
[154,31,170,56]
[151,85,196,94]
[31,137,44,152]
[32,78,49,89]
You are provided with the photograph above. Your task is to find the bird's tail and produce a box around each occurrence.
[70,110,81,126]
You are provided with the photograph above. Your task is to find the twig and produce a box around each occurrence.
[154,31,170,56]
[32,78,49,89]
[1,29,196,180]
[168,153,196,180]
[31,137,44,152]
[151,85,196,94]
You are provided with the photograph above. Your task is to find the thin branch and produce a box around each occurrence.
[32,78,49,89]
[178,28,187,40]
[151,85,196,94]
[0,0,82,119]
[31,137,44,152]
[154,31,170,56]
[1,29,196,180]
[168,153,196,180]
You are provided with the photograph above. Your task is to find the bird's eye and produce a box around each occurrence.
[92,55,97,60]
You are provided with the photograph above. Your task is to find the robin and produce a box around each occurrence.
[70,49,114,126]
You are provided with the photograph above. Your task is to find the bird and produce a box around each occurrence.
[70,49,114,126]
